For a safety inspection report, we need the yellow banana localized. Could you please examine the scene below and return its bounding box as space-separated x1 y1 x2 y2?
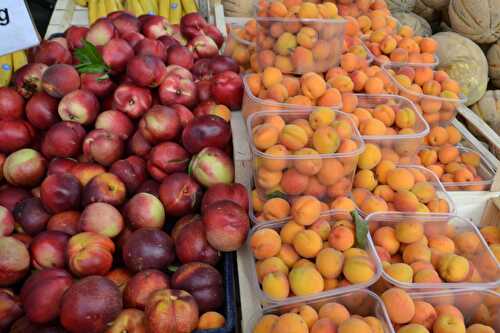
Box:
114 0 124 10
104 0 118 13
0 53 13 88
12 50 28 72
150 0 159 14
75 0 88 7
181 0 197 14
169 0 182 24
96 0 108 18
88 0 98 23
129 0 145 16
159 0 169 18
139 0 155 14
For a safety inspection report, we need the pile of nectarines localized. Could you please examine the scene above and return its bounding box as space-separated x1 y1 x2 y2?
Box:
249 108 362 222
381 288 499 333
249 211 378 301
369 217 499 289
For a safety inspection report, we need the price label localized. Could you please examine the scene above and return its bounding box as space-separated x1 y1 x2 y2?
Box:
0 0 40 56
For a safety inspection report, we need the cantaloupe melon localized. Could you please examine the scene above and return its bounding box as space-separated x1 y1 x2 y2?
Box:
392 11 432 36
487 41 500 88
420 0 449 9
449 0 500 44
432 32 489 106
386 0 416 12
413 0 440 22
471 91 500 135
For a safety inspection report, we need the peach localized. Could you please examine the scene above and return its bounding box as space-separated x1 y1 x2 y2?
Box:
262 145 289 171
280 124 309 151
343 256 376 284
402 242 432 264
312 127 341 154
257 256 289 282
262 271 290 300
381 288 416 324
438 254 470 282
360 195 389 214
250 228 282 260
387 168 415 192
253 124 280 150
289 265 324 296
338 318 372 333
293 229 323 258
318 302 350 326
358 143 382 170
433 314 466 333
253 314 279 333
385 262 414 283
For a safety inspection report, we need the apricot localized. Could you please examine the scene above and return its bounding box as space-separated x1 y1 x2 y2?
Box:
387 168 415 191
398 324 430 333
327 177 351 198
375 160 396 184
365 77 385 94
315 248 344 279
251 229 283 260
257 167 283 189
438 253 470 282
257 256 289 282
411 301 438 329
291 47 314 73
427 198 450 213
253 314 279 333
454 231 482 254
433 314 466 333
291 195 321 226
318 2 338 19
289 265 324 296
312 127 341 154
293 258 315 270
395 107 416 129
262 197 291 221
292 119 314 139
282 76 300 97
309 108 335 129
382 288 416 324
329 75 354 93
317 88 342 107
253 124 280 150
280 169 308 195
403 242 431 264
318 302 350 325
293 229 323 258
328 226 355 251
395 221 424 244
438 145 459 164
293 148 323 176
310 218 332 241
338 318 372 333
435 305 464 322
414 67 433 86
414 268 442 283
247 73 262 96
262 271 289 300
419 149 438 166
360 195 389 214
267 83 289 102
445 126 461 145
342 93 359 113
427 127 449 146
278 243 300 267
411 182 436 204
280 124 309 151
262 145 289 171
343 256 376 284
428 235 455 254
301 73 326 100
386 262 414 283
310 318 337 333
268 1 288 17
480 226 500 244
453 168 474 182
262 67 283 89
305 176 327 198
358 143 382 170
360 118 386 136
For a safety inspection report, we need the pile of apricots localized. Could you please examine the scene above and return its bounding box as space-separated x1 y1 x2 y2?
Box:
250 108 362 222
249 211 377 301
369 219 499 289
381 288 499 333
479 224 500 263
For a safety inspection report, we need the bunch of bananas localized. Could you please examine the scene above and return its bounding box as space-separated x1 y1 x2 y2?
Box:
0 50 28 88
76 0 197 25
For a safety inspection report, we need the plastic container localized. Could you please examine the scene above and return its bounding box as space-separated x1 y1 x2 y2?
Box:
241 74 327 120
247 210 383 307
366 212 500 291
355 94 430 157
247 109 365 224
255 16 346 74
195 251 237 333
248 289 395 333
382 63 467 126
361 38 440 67
223 23 256 72
404 289 500 332
356 164 456 217
412 145 495 191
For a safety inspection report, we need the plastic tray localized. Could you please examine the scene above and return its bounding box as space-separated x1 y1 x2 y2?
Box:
248 289 395 333
194 251 237 333
356 164 456 217
247 211 383 307
355 94 430 157
413 145 495 191
247 109 365 224
366 212 500 291
382 63 467 126
223 23 255 72
255 15 346 74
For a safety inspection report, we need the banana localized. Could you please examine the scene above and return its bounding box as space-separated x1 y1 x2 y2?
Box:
12 50 28 72
129 0 145 16
75 0 88 7
169 0 182 24
104 0 118 13
181 0 197 14
150 0 159 14
114 0 124 9
96 0 108 18
0 53 13 88
159 0 170 18
139 0 155 14
88 0 98 23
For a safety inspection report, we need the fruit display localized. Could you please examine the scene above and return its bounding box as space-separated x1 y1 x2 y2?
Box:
250 289 393 333
0 10 250 333
381 288 499 333
0 51 29 88
248 108 363 223
367 213 499 291
224 22 257 73
248 212 380 305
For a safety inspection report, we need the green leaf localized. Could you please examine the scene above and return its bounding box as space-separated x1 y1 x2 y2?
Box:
73 40 109 74
266 191 287 200
353 211 368 249
167 265 179 273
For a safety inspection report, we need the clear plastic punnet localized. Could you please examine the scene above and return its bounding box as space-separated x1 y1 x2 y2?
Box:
382 63 467 126
255 15 346 74
354 94 430 157
223 23 255 72
248 289 395 333
246 210 383 307
356 164 456 217
366 212 500 291
247 109 365 224
410 145 496 192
